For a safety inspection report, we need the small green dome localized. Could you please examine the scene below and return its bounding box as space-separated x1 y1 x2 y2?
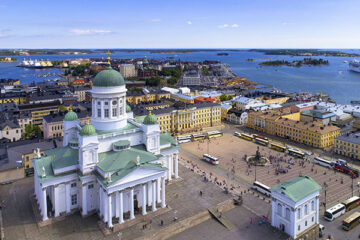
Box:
143 112 158 125
80 122 96 136
143 56 149 65
126 104 132 113
92 66 125 87
64 111 78 121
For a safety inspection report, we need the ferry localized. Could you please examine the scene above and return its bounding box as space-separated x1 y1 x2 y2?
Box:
349 60 360 73
18 59 53 69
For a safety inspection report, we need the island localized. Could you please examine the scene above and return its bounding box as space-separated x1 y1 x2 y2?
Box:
217 52 229 56
0 49 94 56
0 57 17 62
259 58 329 67
250 49 360 57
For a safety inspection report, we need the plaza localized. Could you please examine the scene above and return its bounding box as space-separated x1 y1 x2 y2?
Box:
179 133 358 209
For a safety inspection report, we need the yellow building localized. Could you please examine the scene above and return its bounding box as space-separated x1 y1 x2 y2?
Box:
335 133 360 160
221 103 233 120
137 102 222 134
247 108 340 148
126 90 171 104
0 94 27 104
19 101 61 127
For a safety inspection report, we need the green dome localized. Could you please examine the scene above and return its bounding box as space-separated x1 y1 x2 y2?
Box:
143 56 149 65
126 104 132 113
80 123 96 136
143 112 158 125
64 111 78 121
92 66 125 87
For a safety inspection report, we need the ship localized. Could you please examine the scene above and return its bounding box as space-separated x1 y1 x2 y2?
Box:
349 59 360 73
17 58 53 68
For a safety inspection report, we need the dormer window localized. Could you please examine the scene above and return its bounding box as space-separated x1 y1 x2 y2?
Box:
112 100 117 105
113 140 130 151
104 101 109 105
69 138 79 149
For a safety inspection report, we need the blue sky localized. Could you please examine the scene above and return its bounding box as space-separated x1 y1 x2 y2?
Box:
0 0 359 48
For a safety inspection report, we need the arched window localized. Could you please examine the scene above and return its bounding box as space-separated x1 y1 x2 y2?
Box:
285 208 290 219
311 200 315 211
297 208 301 219
277 203 282 216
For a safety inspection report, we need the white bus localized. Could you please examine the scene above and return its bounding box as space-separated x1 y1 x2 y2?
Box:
177 135 192 143
234 132 241 137
251 181 271 197
207 130 223 139
313 157 334 169
202 154 219 165
324 203 346 221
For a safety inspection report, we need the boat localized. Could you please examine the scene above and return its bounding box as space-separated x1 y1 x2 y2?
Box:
350 100 360 105
349 60 360 73
17 58 53 69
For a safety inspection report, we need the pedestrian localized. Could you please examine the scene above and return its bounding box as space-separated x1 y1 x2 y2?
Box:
200 190 203 197
160 220 164 226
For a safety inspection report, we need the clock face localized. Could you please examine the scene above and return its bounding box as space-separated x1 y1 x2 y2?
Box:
112 100 117 105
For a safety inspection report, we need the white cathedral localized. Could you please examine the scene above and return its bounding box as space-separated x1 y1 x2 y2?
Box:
32 62 180 228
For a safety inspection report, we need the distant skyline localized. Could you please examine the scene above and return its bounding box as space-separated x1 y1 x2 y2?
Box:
0 0 360 49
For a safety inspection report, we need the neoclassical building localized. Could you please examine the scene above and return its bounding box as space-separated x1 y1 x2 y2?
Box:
32 62 180 228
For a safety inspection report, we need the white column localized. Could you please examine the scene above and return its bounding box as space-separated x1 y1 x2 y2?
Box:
119 191 124 223
115 191 120 218
109 99 113 119
152 181 157 211
130 188 135 219
82 185 87 216
175 153 179 179
99 188 103 218
107 194 113 228
101 100 104 120
168 155 172 181
117 98 120 117
161 177 166 208
54 186 60 217
104 192 108 222
42 188 48 221
66 183 71 213
142 184 147 215
157 178 161 204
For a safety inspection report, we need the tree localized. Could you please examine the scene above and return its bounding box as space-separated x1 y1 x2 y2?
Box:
220 94 233 102
23 124 42 139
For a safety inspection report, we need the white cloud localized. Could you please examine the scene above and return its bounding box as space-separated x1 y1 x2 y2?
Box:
231 24 239 28
70 29 112 35
187 21 192 25
151 18 161 22
218 24 229 29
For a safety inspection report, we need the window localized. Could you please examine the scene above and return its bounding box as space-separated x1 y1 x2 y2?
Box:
298 225 300 231
305 221 307 227
311 201 315 211
97 101 101 105
305 204 308 215
71 194 77 205
112 108 117 117
312 216 314 222
88 184 94 189
112 100 117 105
104 101 109 105
277 203 282 216
297 208 301 219
97 109 101 118
104 109 109 118
71 182 77 188
285 208 290 219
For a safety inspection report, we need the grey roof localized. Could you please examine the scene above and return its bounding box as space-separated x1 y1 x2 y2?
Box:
0 138 62 171
335 132 360 145
0 119 20 130
43 109 91 123
227 108 245 117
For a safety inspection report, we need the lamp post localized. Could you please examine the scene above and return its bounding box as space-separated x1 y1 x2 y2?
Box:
324 186 327 214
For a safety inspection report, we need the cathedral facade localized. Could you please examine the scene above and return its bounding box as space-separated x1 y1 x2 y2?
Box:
32 63 179 228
